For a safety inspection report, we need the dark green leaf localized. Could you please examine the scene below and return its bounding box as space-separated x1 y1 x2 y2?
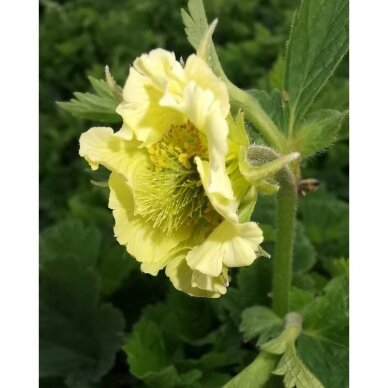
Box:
123 320 169 377
220 259 273 323
284 0 349 128
97 246 133 297
297 276 349 388
123 320 202 387
299 189 349 261
240 306 283 346
40 259 125 387
40 220 101 267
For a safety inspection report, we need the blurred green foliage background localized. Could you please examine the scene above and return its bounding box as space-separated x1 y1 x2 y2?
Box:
40 0 348 387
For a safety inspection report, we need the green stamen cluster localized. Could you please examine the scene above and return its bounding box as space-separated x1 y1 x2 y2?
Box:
135 122 219 235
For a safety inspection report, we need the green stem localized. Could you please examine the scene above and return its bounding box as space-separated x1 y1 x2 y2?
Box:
247 146 298 316
223 351 279 388
272 165 298 317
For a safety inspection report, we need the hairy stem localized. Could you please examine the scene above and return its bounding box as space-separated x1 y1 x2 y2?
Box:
223 351 279 388
272 165 297 316
247 146 298 317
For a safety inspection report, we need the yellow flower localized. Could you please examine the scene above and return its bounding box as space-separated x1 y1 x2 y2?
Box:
79 49 265 297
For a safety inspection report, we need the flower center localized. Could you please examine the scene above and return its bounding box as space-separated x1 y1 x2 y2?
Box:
135 122 220 235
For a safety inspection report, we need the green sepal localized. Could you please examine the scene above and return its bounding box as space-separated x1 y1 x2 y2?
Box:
196 18 218 62
104 65 123 101
238 186 257 223
255 179 279 195
239 146 300 188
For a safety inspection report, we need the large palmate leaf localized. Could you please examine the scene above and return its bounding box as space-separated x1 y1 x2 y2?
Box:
284 0 349 130
299 188 349 262
40 259 125 387
123 319 203 387
297 275 349 388
40 220 132 297
40 219 101 267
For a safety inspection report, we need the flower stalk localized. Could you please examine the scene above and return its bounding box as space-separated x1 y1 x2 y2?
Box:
247 146 298 317
272 164 297 316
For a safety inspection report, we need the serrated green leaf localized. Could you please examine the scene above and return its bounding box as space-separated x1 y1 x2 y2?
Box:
123 319 202 387
272 343 324 388
284 0 349 129
223 352 278 388
58 77 121 123
181 0 224 77
297 276 349 388
181 0 208 49
97 246 133 297
123 320 169 377
240 306 283 345
40 220 101 267
292 109 344 157
88 76 116 100
39 259 125 387
40 219 132 298
299 189 349 261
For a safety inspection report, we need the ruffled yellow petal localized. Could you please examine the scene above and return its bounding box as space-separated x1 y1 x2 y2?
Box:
191 269 228 295
195 157 238 223
186 220 264 277
184 54 229 117
108 172 188 275
133 49 184 93
79 127 147 188
161 81 228 172
116 49 185 146
165 254 224 298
